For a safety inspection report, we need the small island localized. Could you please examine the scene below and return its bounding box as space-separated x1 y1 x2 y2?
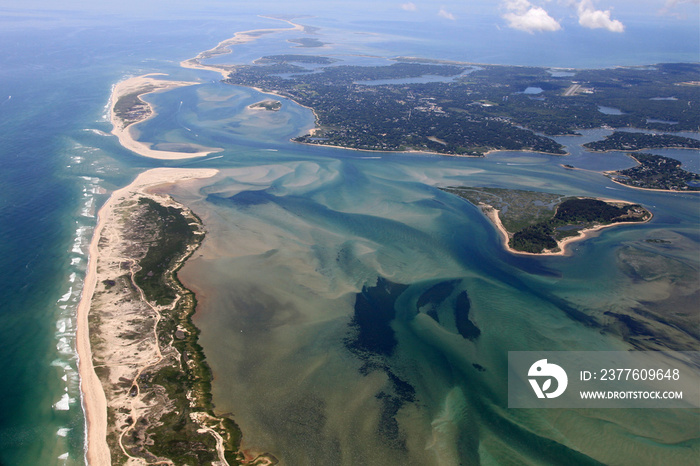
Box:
443 187 652 254
248 99 282 111
583 131 700 152
605 153 700 191
287 37 326 48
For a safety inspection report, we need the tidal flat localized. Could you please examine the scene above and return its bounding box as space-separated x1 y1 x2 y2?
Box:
171 158 699 465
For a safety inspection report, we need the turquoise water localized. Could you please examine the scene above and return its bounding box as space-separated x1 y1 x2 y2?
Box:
0 13 261 465
172 112 700 463
0 7 698 465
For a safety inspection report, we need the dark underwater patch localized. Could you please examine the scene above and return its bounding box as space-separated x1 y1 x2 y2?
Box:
344 277 417 449
454 290 481 340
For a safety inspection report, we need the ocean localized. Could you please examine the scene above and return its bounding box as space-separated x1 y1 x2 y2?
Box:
0 6 698 465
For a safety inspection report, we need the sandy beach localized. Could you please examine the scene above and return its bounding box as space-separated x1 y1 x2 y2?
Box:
479 198 652 256
110 74 223 160
76 168 218 465
180 17 303 79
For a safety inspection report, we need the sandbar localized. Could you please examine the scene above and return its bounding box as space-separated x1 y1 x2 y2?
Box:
180 17 303 79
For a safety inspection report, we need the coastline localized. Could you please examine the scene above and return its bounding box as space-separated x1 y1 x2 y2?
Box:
248 83 562 158
561 164 700 194
180 17 303 79
85 17 691 463
77 168 219 465
248 84 565 158
481 147 569 157
584 145 700 154
478 198 652 256
605 174 700 193
109 74 223 160
602 154 700 193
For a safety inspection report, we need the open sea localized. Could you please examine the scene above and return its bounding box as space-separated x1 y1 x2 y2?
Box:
0 4 698 465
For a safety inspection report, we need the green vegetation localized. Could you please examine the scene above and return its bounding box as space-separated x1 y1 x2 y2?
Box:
145 364 219 464
607 153 700 191
125 198 246 465
254 54 337 64
102 279 116 289
515 198 651 253
584 131 700 152
225 60 699 156
133 198 196 305
510 223 557 253
442 187 567 232
444 187 652 253
113 89 155 127
249 99 282 111
288 37 326 48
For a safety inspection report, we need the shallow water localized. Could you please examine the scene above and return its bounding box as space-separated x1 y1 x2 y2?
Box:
175 143 699 464
0 6 698 465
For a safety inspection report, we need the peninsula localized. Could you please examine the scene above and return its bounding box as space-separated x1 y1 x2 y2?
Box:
180 17 304 79
605 153 700 191
444 187 652 254
583 131 700 152
77 168 277 465
110 74 222 160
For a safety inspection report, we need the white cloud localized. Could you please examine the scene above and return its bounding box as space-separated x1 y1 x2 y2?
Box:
438 6 456 20
401 2 417 11
660 0 700 17
576 0 624 32
662 0 700 8
502 0 561 33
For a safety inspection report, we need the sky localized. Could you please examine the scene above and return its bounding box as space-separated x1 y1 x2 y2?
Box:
2 0 698 29
398 0 699 33
0 0 697 67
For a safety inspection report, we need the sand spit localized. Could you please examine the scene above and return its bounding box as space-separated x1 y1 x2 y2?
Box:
77 168 218 465
110 74 222 160
180 17 304 79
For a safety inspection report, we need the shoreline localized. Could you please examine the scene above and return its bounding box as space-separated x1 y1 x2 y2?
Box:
563 164 700 194
602 153 700 193
180 16 303 79
478 197 652 257
584 145 700 154
109 74 223 160
604 174 700 193
248 83 566 158
88 16 691 462
77 168 219 465
481 147 569 157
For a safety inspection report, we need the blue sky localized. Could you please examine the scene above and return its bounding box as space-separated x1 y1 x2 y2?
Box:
394 0 699 33
1 0 697 53
4 0 699 26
